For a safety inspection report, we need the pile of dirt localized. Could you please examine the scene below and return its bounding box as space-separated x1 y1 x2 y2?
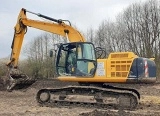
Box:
31 78 78 89
79 109 160 116
0 77 78 91
79 109 120 116
0 79 4 90
0 76 7 91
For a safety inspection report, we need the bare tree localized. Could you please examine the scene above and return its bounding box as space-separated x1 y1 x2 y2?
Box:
23 32 67 78
86 27 95 43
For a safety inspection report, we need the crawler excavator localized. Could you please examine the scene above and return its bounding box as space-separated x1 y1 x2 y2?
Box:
5 8 156 110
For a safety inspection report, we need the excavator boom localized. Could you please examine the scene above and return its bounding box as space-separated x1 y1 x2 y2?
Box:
8 8 85 68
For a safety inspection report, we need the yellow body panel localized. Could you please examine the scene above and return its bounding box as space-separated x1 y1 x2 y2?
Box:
58 52 138 83
58 76 128 83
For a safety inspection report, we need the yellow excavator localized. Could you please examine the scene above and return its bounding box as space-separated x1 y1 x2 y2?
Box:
6 8 156 110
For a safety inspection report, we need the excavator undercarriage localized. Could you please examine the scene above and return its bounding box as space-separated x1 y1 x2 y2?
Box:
36 84 140 110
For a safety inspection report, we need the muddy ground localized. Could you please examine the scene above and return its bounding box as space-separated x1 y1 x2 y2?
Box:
0 79 160 116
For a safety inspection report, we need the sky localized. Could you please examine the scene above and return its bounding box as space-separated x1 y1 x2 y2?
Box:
0 0 148 59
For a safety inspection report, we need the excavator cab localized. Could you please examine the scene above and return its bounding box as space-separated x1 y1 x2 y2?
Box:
56 42 97 77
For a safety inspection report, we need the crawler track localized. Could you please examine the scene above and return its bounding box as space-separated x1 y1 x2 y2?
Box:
36 85 140 110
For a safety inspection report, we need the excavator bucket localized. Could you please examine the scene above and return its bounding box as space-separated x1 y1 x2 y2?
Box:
6 69 36 91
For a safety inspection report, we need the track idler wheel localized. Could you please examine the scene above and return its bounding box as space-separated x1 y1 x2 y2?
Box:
36 89 51 103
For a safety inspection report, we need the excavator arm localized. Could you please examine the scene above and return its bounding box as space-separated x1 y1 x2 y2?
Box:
7 8 85 68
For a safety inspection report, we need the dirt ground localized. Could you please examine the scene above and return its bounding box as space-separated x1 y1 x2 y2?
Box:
0 79 160 116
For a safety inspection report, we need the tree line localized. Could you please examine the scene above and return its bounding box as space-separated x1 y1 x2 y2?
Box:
0 0 160 79
86 0 160 77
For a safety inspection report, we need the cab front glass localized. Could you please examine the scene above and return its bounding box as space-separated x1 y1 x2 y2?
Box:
56 42 97 77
